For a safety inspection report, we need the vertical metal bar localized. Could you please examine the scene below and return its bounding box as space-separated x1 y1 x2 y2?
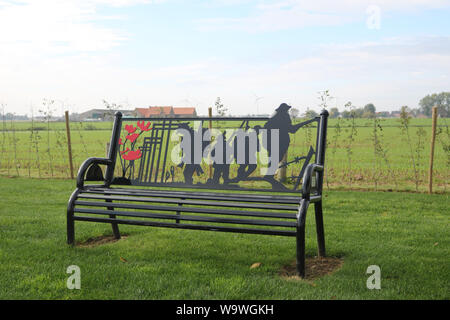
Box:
148 127 159 182
315 110 329 194
314 117 320 163
208 107 213 179
106 197 121 239
296 199 309 278
137 143 146 182
105 143 121 238
294 147 314 190
146 135 156 182
314 201 326 257
155 120 166 183
161 120 172 183
67 188 80 245
105 111 123 187
176 198 184 224
144 129 156 183
314 110 328 259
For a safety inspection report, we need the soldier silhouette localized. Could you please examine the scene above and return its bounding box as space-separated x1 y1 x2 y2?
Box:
261 103 308 189
230 125 261 183
264 103 305 164
229 103 308 190
176 122 207 185
207 130 231 185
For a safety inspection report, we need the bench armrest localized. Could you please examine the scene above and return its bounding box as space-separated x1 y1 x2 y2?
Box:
76 157 112 189
301 163 323 200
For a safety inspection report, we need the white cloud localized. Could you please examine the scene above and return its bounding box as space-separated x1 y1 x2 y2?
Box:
0 1 135 54
0 0 164 114
197 0 450 32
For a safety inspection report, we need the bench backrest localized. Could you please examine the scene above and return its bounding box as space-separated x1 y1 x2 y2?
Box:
105 104 328 195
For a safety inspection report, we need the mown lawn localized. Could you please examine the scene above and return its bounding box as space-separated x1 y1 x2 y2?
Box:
0 177 448 299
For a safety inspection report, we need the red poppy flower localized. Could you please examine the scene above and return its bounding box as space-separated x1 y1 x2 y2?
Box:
120 148 130 155
125 124 137 134
126 133 139 143
122 149 142 161
137 120 152 132
119 138 123 145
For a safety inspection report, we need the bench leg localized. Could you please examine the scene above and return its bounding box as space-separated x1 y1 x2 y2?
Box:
67 214 75 245
106 199 121 240
314 201 326 257
296 199 309 278
67 189 80 246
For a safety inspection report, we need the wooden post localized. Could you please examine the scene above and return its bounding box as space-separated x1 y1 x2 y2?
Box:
428 106 438 194
64 111 74 179
208 107 213 179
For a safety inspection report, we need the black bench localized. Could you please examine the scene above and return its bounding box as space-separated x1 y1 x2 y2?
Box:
67 104 329 278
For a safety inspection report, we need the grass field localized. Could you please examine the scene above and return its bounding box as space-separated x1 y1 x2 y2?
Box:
0 177 448 299
0 117 449 192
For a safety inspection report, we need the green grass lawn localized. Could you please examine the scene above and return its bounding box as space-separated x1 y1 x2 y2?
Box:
0 177 448 299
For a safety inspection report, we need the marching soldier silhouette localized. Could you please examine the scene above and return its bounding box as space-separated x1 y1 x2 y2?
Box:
261 103 308 189
177 123 206 185
230 103 308 190
264 103 306 164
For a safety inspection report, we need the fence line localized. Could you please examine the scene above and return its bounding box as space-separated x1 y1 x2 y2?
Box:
0 118 448 193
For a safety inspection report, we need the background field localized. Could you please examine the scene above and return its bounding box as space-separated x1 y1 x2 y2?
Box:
1 117 448 193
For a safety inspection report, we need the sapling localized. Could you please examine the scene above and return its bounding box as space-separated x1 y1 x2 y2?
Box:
435 120 449 191
343 101 358 187
39 99 55 177
1 103 6 173
10 114 20 176
28 107 34 177
399 106 420 192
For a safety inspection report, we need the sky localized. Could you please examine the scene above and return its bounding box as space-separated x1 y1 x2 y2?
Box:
0 0 449 116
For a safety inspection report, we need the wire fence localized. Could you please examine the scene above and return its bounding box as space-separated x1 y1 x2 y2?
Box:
0 118 448 193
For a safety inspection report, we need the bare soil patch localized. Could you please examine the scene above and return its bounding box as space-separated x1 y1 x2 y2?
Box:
280 256 343 281
77 234 128 247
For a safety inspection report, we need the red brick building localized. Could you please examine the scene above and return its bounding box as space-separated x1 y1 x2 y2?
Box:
135 106 197 118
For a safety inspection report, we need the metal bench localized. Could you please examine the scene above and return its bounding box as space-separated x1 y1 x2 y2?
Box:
67 104 329 278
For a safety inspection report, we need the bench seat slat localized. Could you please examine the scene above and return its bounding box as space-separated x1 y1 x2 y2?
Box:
82 188 305 204
73 208 297 228
73 215 297 237
86 186 300 199
77 194 298 211
74 200 297 219
114 187 303 201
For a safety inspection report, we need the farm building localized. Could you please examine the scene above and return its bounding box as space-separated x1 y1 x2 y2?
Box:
135 106 197 118
78 108 136 121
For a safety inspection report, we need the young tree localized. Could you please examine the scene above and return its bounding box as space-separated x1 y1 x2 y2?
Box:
102 100 123 120
303 108 318 118
215 97 228 117
329 107 340 118
289 107 300 119
363 103 376 118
